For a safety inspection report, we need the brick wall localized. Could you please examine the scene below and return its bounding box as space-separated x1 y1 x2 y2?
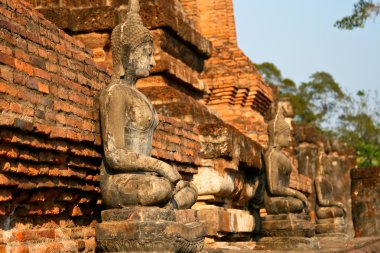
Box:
179 0 274 147
0 0 210 250
0 0 108 250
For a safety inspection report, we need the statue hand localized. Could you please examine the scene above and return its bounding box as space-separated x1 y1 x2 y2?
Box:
336 202 346 214
296 192 310 211
160 162 181 184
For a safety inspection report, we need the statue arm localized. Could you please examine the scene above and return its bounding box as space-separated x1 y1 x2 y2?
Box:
100 90 181 184
105 149 181 183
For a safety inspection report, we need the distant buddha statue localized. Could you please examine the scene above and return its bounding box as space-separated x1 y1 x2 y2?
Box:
264 109 309 215
99 0 197 209
315 143 346 220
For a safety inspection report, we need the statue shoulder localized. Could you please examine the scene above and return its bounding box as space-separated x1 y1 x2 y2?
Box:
100 84 126 103
265 148 281 160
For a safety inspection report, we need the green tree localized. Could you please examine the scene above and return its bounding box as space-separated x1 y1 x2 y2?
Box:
335 0 380 30
337 91 380 167
257 61 380 168
295 72 346 127
255 62 297 97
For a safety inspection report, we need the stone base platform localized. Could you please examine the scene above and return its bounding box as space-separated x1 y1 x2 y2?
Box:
316 217 347 234
96 207 205 253
261 213 315 237
203 236 380 252
257 236 320 251
194 205 255 239
257 213 318 250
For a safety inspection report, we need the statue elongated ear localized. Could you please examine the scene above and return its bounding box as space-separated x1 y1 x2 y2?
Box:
128 0 140 13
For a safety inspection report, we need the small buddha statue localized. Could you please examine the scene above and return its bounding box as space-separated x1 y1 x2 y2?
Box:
264 109 309 215
315 143 346 220
99 0 197 209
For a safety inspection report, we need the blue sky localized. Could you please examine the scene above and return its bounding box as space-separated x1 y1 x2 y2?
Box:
233 0 380 95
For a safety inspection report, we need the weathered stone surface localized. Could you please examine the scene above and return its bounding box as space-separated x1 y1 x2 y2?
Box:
195 206 255 237
351 167 380 237
34 0 212 57
101 207 176 222
262 214 315 238
316 219 347 234
257 236 320 251
96 207 205 253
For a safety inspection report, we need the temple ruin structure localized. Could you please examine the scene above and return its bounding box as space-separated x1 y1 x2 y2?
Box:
0 0 379 251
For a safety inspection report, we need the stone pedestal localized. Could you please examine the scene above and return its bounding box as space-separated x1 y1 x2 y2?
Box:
96 207 205 253
258 213 319 250
316 217 347 235
194 205 255 240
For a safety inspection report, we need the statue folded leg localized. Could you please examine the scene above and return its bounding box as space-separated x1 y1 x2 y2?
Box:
264 195 304 215
100 173 173 208
317 206 345 219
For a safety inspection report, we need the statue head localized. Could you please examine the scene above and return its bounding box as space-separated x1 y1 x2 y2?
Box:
118 0 155 79
268 108 291 147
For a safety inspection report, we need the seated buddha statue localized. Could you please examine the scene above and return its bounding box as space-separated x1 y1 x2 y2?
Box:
264 109 309 215
99 0 197 210
315 143 346 220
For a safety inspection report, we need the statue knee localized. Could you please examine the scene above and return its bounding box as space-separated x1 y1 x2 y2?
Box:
138 176 173 206
265 197 304 214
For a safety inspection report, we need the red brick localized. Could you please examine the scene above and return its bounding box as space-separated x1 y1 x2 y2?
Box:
0 81 17 96
27 42 39 55
25 77 38 90
0 99 10 110
0 44 13 56
17 88 37 104
37 82 49 94
0 113 14 126
46 61 58 73
15 60 33 76
50 127 67 139
9 245 29 253
68 91 86 105
34 122 51 135
61 66 76 81
30 55 46 69
10 102 22 113
46 51 58 63
15 49 30 62
0 53 15 67
34 68 50 81
14 118 34 131
0 66 14 83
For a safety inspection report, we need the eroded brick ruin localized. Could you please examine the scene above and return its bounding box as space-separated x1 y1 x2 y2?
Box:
0 0 379 252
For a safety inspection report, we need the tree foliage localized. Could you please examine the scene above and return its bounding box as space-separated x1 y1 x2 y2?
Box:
297 72 346 126
256 61 379 168
335 0 380 30
337 91 380 167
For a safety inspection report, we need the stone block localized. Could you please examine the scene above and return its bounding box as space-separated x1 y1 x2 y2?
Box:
257 237 320 251
96 207 205 253
261 213 315 238
196 206 255 236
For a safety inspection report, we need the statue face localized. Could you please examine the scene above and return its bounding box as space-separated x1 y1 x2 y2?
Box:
276 129 291 147
127 42 156 78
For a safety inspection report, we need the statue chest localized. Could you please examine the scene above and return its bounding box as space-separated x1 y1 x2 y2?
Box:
278 152 293 177
122 87 159 133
